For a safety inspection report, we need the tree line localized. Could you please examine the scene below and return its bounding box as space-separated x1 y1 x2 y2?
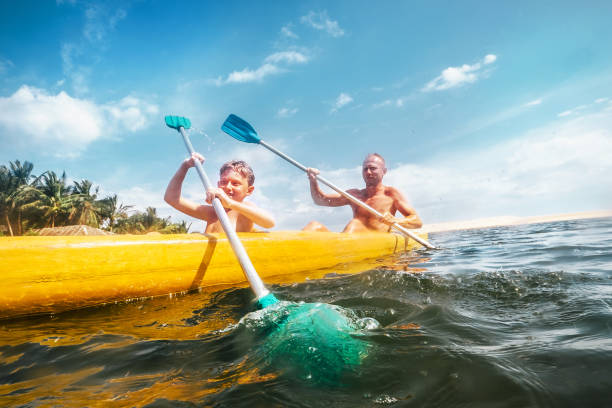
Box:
0 160 190 236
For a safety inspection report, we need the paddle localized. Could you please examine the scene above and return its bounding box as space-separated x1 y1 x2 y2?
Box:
221 114 437 250
167 116 370 384
165 115 278 308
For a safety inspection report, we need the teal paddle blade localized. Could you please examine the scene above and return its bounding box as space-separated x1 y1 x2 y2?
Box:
221 114 261 144
257 293 280 308
165 115 191 130
242 301 372 385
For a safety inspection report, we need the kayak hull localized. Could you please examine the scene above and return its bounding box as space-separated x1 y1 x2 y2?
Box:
0 231 426 319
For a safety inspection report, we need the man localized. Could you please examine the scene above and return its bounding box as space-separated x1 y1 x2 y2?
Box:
164 152 275 233
303 153 422 233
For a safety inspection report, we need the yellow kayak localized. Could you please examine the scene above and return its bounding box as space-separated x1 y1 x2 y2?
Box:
0 231 427 319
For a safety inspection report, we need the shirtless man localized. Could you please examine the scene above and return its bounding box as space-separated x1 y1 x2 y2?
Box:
164 153 275 233
303 153 422 233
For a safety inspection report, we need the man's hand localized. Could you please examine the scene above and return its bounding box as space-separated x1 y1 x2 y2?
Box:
206 187 234 209
380 212 398 226
306 167 320 182
182 152 205 170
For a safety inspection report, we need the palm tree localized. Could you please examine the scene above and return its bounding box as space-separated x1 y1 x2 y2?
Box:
21 171 75 228
68 179 104 227
142 206 164 232
99 194 132 232
0 165 15 236
9 160 34 235
160 219 191 234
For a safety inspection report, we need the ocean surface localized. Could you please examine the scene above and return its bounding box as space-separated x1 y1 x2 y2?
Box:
1 217 611 407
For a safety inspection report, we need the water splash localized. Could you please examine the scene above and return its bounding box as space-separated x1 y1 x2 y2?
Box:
189 127 215 151
239 301 375 385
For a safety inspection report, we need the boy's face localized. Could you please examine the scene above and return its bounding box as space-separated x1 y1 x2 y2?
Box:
218 169 254 202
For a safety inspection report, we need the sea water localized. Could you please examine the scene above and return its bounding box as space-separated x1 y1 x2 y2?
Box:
0 217 610 407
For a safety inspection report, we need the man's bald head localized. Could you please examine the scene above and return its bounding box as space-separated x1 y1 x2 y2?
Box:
362 153 387 186
363 153 386 168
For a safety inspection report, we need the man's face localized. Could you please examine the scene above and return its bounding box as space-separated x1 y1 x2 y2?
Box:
218 169 254 202
362 156 386 186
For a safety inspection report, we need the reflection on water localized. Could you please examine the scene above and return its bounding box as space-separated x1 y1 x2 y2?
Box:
1 217 611 407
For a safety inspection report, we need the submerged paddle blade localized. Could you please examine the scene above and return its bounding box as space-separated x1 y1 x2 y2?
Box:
165 115 191 130
221 114 261 144
257 293 280 309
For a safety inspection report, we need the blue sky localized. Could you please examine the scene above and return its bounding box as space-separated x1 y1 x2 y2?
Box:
1 0 611 231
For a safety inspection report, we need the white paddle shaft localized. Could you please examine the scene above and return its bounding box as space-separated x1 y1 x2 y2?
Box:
178 127 270 299
259 140 436 249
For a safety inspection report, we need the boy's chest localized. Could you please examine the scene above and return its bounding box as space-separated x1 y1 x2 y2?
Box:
207 209 252 232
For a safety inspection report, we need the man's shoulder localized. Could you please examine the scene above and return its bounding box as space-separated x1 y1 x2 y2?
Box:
347 187 365 198
384 185 404 198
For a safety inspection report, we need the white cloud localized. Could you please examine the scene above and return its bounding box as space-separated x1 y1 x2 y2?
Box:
265 51 309 64
386 110 612 222
277 107 298 118
0 85 159 157
594 97 609 104
103 95 159 132
221 64 281 84
331 92 353 113
116 185 167 213
373 100 392 109
58 5 127 95
422 54 497 92
557 110 573 117
524 98 542 107
372 98 405 109
483 54 497 64
60 43 91 95
301 11 345 37
281 24 298 39
215 51 309 85
83 4 127 43
0 57 14 74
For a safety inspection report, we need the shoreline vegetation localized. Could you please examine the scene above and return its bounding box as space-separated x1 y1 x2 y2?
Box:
0 160 189 236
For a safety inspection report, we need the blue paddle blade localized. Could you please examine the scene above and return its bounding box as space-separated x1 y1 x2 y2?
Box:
221 114 261 144
165 115 191 130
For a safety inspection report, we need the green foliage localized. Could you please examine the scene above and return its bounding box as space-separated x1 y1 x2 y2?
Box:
1 160 189 235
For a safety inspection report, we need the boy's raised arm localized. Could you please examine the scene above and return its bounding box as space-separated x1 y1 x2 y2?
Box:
205 187 274 229
164 153 216 222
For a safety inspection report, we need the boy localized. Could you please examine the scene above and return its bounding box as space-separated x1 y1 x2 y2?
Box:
164 152 274 233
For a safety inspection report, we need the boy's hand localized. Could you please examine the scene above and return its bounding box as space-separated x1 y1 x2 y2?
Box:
306 167 320 182
182 152 205 169
206 187 234 209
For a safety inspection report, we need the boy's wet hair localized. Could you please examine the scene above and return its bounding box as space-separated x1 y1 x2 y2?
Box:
220 160 255 186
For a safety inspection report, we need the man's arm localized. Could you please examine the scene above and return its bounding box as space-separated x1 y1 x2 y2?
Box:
382 187 423 229
307 168 350 207
206 187 275 229
164 153 216 222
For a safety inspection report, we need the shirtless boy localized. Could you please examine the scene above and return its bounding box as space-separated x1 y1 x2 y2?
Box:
164 152 274 233
303 153 422 233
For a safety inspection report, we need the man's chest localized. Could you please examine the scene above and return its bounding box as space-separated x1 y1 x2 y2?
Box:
354 192 394 213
